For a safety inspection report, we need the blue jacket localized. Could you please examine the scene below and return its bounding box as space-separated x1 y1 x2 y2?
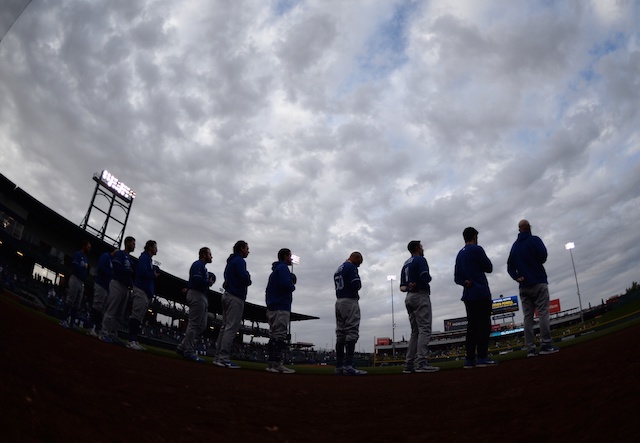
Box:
133 251 155 298
334 261 361 300
507 232 548 286
223 253 252 300
112 250 134 287
265 261 295 311
454 244 493 301
71 250 89 281
400 255 432 293
188 259 213 293
95 252 113 290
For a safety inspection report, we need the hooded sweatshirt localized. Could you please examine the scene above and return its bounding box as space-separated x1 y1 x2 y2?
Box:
507 231 548 286
265 261 295 311
223 253 252 299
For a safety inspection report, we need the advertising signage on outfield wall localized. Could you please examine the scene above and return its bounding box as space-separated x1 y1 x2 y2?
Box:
536 298 561 317
491 295 519 314
444 317 468 332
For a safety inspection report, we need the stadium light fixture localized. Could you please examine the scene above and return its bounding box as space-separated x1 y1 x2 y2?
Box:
98 170 136 201
565 242 584 323
290 254 300 274
387 275 396 355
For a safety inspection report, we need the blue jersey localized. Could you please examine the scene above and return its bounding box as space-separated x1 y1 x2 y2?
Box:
71 250 89 281
95 252 113 290
454 244 493 301
223 253 252 300
112 249 134 287
188 259 212 293
265 261 295 311
400 255 432 293
133 251 155 298
334 261 361 300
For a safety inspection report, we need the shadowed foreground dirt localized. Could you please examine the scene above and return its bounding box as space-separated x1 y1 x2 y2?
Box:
1 294 638 442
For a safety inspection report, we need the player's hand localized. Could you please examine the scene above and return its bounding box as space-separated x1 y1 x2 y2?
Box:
291 273 297 285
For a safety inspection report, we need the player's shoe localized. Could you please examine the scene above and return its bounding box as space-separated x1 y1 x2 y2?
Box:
213 359 241 369
183 354 205 363
59 320 70 329
539 346 559 355
126 341 147 351
267 363 295 374
463 359 476 369
415 365 440 373
402 365 415 374
342 365 367 376
527 349 538 357
99 335 114 344
334 366 345 375
87 328 99 338
476 358 498 367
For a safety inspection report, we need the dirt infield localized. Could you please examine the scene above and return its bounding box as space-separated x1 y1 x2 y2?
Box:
1 295 638 442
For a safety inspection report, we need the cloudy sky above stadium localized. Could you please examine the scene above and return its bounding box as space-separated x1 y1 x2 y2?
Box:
1 0 639 351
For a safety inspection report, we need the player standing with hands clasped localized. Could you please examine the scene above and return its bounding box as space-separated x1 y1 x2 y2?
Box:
87 249 115 338
333 252 367 375
176 247 216 363
400 240 439 374
507 219 559 357
60 239 91 329
214 241 251 369
265 248 297 374
100 236 135 345
454 227 497 369
127 240 160 351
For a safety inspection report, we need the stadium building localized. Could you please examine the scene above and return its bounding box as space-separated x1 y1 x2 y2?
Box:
0 172 318 352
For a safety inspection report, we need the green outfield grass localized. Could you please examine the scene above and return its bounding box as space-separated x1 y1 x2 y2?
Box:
135 296 640 375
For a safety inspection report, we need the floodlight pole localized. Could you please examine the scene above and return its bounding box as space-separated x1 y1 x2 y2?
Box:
565 243 584 324
387 275 396 356
288 254 301 344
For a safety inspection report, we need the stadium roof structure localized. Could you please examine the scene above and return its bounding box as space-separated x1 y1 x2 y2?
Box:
0 173 318 324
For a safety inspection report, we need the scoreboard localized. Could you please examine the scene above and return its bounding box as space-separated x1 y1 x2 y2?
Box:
491 295 519 314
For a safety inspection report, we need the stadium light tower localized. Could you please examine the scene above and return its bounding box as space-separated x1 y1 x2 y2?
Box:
565 242 584 323
290 254 300 273
288 254 301 343
387 275 396 355
80 170 135 248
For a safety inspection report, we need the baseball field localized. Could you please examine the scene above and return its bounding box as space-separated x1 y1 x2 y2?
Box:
1 293 638 442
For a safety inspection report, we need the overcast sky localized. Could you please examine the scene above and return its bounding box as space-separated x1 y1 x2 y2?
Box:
1 0 639 352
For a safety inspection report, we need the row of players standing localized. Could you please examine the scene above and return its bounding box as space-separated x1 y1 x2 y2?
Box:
60 237 300 373
60 217 559 374
330 218 560 375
